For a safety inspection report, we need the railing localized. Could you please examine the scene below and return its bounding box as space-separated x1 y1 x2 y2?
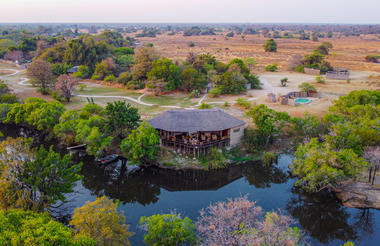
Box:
161 138 230 149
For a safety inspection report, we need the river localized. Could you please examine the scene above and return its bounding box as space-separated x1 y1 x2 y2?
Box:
1 125 380 245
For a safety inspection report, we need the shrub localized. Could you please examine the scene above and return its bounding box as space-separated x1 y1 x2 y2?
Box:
264 39 277 52
126 81 144 90
242 128 266 153
139 213 196 246
190 89 200 98
298 82 316 93
262 151 278 166
73 65 90 79
91 74 103 81
365 54 380 63
117 72 133 85
37 87 51 95
295 65 305 73
316 75 326 83
280 77 288 87
104 75 116 82
205 148 228 169
198 102 213 109
51 91 65 102
0 93 18 104
78 84 87 91
223 101 230 107
265 64 278 72
209 87 222 97
236 98 251 109
188 41 195 47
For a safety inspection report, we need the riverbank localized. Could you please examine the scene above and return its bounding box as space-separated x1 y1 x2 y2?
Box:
332 181 380 209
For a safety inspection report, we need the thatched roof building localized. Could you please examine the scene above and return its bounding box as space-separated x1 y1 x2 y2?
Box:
149 109 245 133
148 109 246 155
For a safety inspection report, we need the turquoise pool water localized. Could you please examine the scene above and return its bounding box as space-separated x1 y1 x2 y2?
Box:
295 98 312 104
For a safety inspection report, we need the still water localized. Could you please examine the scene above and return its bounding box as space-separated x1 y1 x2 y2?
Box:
1 125 379 245
69 155 380 246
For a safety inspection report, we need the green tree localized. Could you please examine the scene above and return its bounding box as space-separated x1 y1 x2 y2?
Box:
316 42 333 55
120 122 160 165
71 196 133 246
219 70 247 94
264 39 277 52
248 104 291 145
147 58 182 91
105 101 141 138
73 65 90 79
181 67 207 92
131 46 157 81
290 138 368 192
0 137 82 211
5 98 65 131
53 110 81 145
139 213 196 246
0 209 96 246
298 82 316 93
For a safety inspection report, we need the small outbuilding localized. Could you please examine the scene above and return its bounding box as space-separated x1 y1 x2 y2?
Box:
67 66 79 74
148 109 246 156
326 67 350 80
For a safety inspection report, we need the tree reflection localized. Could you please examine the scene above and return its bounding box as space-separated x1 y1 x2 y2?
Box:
242 162 289 188
286 187 374 243
81 160 161 206
80 159 244 205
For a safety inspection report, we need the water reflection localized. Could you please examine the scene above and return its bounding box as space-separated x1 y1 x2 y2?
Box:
80 159 291 206
287 187 375 244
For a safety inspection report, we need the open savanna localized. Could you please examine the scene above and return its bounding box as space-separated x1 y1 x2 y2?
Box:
138 33 380 73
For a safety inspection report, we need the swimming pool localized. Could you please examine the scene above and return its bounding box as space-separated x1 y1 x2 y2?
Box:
295 98 312 104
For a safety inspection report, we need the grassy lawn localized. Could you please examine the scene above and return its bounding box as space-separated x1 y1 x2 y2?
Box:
77 86 142 98
142 94 196 108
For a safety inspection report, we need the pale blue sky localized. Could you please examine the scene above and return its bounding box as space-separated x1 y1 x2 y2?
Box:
1 0 379 24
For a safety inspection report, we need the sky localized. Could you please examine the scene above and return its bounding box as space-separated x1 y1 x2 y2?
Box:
0 0 379 24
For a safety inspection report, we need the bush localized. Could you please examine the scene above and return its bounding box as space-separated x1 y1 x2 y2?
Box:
295 65 305 73
37 87 51 95
126 80 144 90
104 75 116 82
242 128 266 152
280 77 288 87
264 38 277 52
298 82 316 93
117 72 133 85
189 89 200 98
0 93 18 104
223 101 230 107
209 87 222 97
316 75 326 83
139 213 196 246
73 65 90 79
236 98 251 109
248 75 261 89
365 54 380 63
198 102 213 109
205 148 228 169
91 74 103 81
265 64 278 72
51 91 65 102
188 41 195 47
262 151 278 166
78 84 87 91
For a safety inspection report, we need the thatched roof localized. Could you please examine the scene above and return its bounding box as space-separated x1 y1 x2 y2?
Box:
148 109 245 133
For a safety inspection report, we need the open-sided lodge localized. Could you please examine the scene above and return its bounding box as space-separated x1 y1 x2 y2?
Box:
148 109 246 156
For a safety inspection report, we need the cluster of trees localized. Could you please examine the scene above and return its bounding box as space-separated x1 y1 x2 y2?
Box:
244 90 379 193
132 51 261 95
290 90 379 192
290 42 334 73
0 95 161 162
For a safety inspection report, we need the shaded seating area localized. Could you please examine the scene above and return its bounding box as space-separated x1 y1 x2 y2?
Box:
148 109 246 156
